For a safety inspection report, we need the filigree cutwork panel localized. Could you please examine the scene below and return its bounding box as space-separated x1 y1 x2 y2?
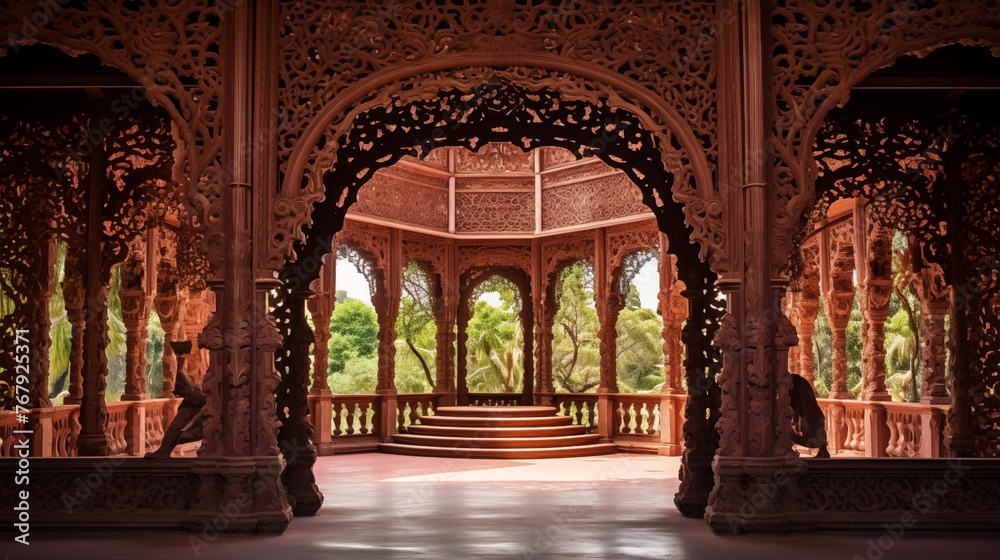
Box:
769 0 1000 273
402 233 450 284
540 146 581 169
607 223 661 294
455 142 533 174
277 0 718 162
455 177 534 191
274 72 722 290
457 245 532 278
542 174 650 231
455 192 534 233
0 1 223 236
350 173 449 231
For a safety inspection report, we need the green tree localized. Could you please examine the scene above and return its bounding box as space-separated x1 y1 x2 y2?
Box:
395 262 437 391
466 278 523 393
551 262 600 393
327 297 379 394
615 305 664 392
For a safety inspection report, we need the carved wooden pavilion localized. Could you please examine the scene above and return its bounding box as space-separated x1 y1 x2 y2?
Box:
1 0 998 536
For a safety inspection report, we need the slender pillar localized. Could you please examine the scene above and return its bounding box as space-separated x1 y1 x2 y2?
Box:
825 227 855 400
62 252 85 405
594 228 618 442
519 285 535 406
673 278 723 516
434 243 457 405
278 290 323 516
120 235 151 401
155 257 180 398
77 125 110 457
659 250 687 395
182 289 213 387
915 264 951 403
860 221 892 401
27 237 57 409
456 295 470 406
373 229 401 440
797 248 821 388
307 255 335 447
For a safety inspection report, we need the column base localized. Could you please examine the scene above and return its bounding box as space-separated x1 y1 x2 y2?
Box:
186 457 293 535
283 446 323 517
703 456 811 534
673 453 715 517
921 395 952 405
121 392 150 401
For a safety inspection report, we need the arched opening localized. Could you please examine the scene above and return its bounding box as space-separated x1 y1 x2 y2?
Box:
783 43 1000 458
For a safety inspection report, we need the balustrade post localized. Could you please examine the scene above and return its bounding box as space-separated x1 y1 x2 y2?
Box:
919 406 945 458
125 401 146 456
863 403 888 458
28 408 54 457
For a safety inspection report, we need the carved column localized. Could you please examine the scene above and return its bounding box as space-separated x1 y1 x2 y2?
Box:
77 132 110 457
182 289 213 387
62 252 85 405
531 239 553 405
704 0 802 533
594 228 618 442
456 294 470 406
155 245 180 398
796 246 821 388
278 290 323 516
120 235 151 401
659 252 687 395
373 229 401 441
860 222 892 401
189 0 292 534
673 278 723 517
519 286 535 406
785 291 801 377
306 255 334 447
434 243 457 405
824 226 855 400
915 267 952 403
26 237 57 409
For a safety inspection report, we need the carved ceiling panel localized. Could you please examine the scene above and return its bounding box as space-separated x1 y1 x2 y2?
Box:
455 192 535 233
350 174 449 231
542 174 650 231
769 0 1000 273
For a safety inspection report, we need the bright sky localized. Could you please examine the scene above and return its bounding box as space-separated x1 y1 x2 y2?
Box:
336 255 661 311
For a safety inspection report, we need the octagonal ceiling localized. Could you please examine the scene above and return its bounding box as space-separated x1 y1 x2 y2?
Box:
347 142 654 238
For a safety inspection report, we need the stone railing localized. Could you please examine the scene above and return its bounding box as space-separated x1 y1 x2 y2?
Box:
304 392 951 458
396 393 438 433
816 398 950 458
0 398 181 458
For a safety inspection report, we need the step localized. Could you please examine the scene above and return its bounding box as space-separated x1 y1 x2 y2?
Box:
406 424 588 438
418 415 574 428
379 442 619 460
392 433 603 449
435 406 558 418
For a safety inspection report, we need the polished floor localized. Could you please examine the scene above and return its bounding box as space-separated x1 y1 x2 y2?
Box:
3 453 997 559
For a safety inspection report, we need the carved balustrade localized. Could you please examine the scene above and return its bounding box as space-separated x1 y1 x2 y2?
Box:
613 394 662 439
330 395 380 438
395 394 438 433
551 393 600 432
0 398 181 458
815 398 950 458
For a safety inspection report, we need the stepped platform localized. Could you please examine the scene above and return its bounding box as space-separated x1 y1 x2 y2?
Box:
379 405 617 459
